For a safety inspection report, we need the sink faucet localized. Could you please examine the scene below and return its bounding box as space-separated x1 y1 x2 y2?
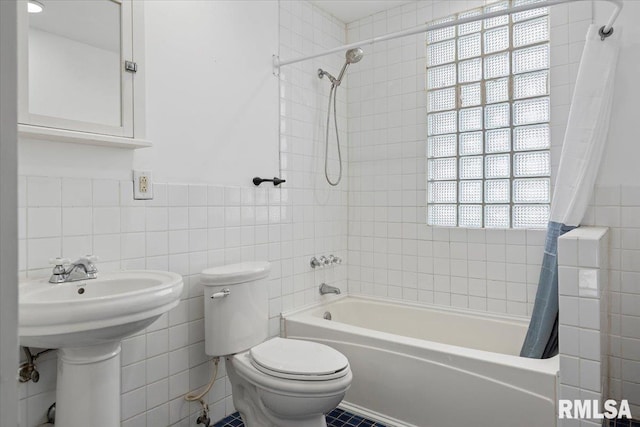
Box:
49 256 99 284
319 283 341 295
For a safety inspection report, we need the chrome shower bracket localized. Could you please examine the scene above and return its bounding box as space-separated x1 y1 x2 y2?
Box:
317 68 338 85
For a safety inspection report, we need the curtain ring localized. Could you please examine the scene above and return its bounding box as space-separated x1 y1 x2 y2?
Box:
599 25 614 41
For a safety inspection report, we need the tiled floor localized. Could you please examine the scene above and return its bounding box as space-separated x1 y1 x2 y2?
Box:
607 420 640 427
212 410 640 427
213 408 386 427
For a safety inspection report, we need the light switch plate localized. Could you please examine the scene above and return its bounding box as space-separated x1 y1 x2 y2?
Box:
133 170 153 200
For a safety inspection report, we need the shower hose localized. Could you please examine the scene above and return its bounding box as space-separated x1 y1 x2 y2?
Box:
325 83 342 186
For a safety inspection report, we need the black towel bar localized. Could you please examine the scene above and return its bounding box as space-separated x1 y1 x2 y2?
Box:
253 177 286 187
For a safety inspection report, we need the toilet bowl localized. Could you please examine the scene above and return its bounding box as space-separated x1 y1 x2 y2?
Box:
201 262 352 427
227 337 352 427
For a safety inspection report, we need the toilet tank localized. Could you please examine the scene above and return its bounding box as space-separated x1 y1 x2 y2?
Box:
202 262 271 357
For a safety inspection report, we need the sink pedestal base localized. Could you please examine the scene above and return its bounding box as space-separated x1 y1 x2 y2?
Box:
56 342 121 427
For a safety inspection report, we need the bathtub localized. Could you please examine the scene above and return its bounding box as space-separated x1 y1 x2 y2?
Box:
282 296 558 427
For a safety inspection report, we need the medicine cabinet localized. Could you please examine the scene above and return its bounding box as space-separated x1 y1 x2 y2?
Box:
17 0 150 149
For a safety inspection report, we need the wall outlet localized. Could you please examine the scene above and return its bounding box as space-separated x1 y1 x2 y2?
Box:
133 170 153 200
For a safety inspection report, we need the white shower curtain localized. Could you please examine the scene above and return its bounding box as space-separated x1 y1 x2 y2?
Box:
521 24 620 358
550 24 621 226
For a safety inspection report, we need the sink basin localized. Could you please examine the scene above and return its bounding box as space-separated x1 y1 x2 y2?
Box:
18 270 183 427
20 270 183 348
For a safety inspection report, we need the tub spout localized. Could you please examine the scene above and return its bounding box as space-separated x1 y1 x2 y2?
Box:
319 283 341 295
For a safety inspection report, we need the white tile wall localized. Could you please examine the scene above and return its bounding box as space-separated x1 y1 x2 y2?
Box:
278 0 349 310
585 186 640 417
18 178 345 424
344 0 640 417
558 227 609 425
345 0 591 318
18 179 275 425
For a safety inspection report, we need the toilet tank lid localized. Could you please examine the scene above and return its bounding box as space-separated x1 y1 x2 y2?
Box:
201 262 271 286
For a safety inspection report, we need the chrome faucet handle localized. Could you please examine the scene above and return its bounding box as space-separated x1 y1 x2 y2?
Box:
49 257 71 266
328 255 342 265
319 256 330 266
310 257 323 269
49 257 70 270
49 258 70 283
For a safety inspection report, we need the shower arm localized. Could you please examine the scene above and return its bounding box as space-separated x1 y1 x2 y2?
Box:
273 0 622 70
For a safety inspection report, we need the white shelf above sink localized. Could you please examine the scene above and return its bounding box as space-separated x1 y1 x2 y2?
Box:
18 124 152 150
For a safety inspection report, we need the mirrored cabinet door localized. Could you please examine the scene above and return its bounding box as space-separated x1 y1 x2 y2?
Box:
18 0 136 139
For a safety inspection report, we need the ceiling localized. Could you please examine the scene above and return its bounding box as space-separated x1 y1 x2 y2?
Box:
309 0 415 24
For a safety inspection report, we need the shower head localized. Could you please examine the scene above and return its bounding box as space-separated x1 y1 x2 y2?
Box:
345 48 364 64
336 47 364 85
318 48 365 87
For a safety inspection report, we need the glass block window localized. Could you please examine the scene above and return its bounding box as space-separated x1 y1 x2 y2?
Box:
426 0 550 229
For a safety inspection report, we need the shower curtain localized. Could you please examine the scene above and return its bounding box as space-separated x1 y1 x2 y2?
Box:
520 24 620 359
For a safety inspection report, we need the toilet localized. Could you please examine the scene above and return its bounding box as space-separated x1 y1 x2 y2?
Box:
202 262 352 427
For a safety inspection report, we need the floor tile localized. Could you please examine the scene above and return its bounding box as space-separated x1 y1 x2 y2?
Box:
213 408 385 427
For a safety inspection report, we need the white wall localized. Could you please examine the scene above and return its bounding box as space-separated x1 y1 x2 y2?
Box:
17 1 349 425
134 0 280 186
0 1 19 426
19 0 280 187
17 1 282 425
595 0 640 187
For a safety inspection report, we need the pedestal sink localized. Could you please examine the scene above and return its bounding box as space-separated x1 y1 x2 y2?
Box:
19 270 183 427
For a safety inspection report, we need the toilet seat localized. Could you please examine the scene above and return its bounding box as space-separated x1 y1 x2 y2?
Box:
249 338 349 381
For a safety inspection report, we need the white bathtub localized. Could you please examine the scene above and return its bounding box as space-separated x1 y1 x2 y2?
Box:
282 296 559 427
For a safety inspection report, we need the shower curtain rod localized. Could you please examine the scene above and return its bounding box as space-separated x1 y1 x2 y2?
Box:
273 0 622 69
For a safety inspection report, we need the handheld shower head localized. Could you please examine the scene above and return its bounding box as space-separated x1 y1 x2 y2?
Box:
345 47 364 64
318 48 365 86
336 47 364 85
